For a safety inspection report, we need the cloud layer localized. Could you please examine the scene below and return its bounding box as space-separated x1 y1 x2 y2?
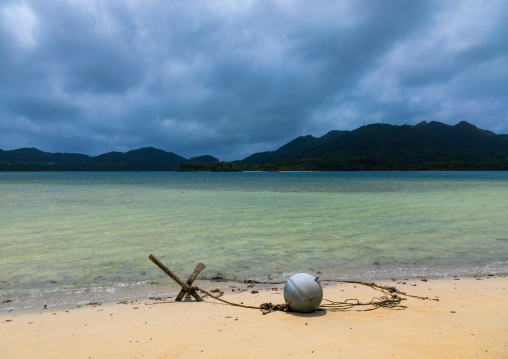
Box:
1 0 507 160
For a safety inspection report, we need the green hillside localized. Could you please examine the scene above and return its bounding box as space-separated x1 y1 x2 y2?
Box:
237 121 508 171
2 121 507 171
0 147 219 171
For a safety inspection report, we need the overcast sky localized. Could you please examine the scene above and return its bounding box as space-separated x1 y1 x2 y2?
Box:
1 0 507 160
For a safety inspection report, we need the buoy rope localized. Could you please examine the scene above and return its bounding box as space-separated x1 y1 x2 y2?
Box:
192 286 286 315
190 278 438 314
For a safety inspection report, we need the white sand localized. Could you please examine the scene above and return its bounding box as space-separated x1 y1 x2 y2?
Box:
1 276 507 358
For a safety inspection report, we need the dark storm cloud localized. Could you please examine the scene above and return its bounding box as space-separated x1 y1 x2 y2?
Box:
1 0 507 160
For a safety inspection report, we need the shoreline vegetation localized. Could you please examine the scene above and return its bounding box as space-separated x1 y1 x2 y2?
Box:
1 275 506 358
176 159 508 172
2 121 508 171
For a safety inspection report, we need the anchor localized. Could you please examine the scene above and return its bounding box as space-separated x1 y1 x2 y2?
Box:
149 254 205 302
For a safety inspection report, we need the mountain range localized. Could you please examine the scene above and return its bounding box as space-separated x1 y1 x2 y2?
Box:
237 120 508 171
1 121 508 171
0 147 218 171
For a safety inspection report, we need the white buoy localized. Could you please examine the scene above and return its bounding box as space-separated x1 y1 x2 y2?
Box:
283 273 323 313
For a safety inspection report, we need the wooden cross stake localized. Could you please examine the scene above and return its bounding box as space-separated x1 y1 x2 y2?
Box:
149 254 206 302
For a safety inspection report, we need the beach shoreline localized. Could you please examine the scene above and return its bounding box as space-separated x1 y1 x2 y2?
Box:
1 275 506 358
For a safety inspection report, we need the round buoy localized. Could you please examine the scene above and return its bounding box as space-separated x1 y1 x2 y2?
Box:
283 273 323 313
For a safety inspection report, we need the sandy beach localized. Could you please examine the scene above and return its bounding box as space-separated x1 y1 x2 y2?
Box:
1 275 506 359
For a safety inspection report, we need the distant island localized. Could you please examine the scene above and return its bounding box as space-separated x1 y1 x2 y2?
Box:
2 121 508 171
0 147 219 171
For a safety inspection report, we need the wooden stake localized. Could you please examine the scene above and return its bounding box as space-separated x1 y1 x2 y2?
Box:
176 262 206 301
148 254 205 302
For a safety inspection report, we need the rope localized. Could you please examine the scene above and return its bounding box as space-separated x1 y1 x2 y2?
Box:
193 286 287 315
191 278 438 314
194 286 260 310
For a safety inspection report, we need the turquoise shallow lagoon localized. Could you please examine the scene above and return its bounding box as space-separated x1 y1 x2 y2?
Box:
1 171 507 309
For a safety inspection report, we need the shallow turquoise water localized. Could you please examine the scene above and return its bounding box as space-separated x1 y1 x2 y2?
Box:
1 172 507 309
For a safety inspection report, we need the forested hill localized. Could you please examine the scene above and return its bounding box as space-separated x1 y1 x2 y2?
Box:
2 121 508 171
0 147 219 171
237 121 508 171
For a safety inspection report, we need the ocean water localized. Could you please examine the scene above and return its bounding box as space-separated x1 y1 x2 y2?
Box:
1 171 507 310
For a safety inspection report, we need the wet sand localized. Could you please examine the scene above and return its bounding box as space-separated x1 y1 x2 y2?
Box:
1 276 507 358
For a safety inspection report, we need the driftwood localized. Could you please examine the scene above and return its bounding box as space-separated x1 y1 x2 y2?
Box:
148 254 205 302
